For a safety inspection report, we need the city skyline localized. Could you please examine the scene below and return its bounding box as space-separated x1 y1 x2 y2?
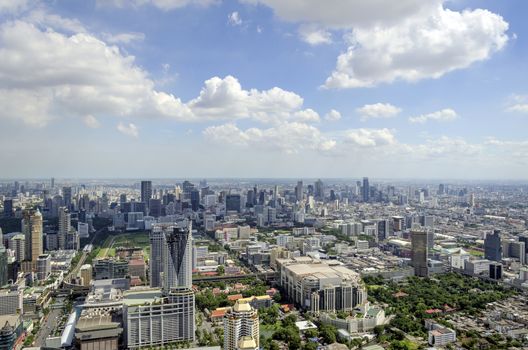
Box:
0 1 528 179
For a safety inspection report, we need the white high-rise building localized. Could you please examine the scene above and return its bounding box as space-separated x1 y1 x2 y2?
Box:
8 234 25 262
224 300 259 350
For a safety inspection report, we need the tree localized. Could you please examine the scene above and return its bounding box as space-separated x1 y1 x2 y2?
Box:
282 314 297 328
319 324 337 344
217 265 225 275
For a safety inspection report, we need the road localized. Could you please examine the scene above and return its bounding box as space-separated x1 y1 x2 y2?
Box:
66 227 105 282
33 305 64 347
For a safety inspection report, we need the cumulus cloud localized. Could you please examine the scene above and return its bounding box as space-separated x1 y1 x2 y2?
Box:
324 109 341 121
356 103 401 121
203 122 335 154
344 128 396 147
96 0 218 11
324 7 509 88
117 122 139 137
0 0 31 14
228 11 242 26
298 24 332 45
102 32 145 44
506 95 528 114
0 18 330 127
83 115 101 128
409 108 458 124
242 1 509 89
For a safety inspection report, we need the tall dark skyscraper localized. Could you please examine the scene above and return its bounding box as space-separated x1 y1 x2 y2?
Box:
411 229 430 277
190 189 200 211
362 177 370 202
164 225 193 290
141 180 152 202
141 180 152 210
484 230 502 262
62 186 72 210
295 180 303 201
315 179 324 200
3 199 13 218
226 194 241 213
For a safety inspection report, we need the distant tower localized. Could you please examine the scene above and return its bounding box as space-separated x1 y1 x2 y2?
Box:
62 186 72 210
58 207 71 250
362 177 370 202
224 300 260 350
411 229 429 277
141 180 152 207
295 181 303 201
30 209 43 263
484 230 502 262
315 179 324 200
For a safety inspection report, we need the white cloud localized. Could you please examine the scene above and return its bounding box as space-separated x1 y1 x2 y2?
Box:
298 24 332 45
0 19 330 127
325 7 509 88
409 108 458 124
344 128 396 147
506 95 528 114
203 122 335 154
117 122 139 137
83 115 101 128
0 0 30 14
324 109 341 121
240 0 436 29
243 1 509 89
96 0 218 11
187 75 314 123
227 11 242 26
356 103 401 121
24 9 86 33
102 32 145 44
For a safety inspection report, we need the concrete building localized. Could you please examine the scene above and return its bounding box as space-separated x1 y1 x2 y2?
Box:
277 258 366 313
8 234 25 263
0 314 23 350
164 224 192 291
124 289 195 349
79 264 93 287
224 300 259 350
411 229 430 277
0 290 22 315
484 230 502 262
36 254 51 281
426 321 456 346
93 258 129 280
75 311 122 350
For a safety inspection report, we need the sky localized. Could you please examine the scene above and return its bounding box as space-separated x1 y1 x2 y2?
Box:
0 0 528 179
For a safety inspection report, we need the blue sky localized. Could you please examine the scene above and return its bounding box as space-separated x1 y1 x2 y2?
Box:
0 0 527 179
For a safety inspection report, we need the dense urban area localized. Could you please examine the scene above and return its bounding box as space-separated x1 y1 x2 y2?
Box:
0 178 527 350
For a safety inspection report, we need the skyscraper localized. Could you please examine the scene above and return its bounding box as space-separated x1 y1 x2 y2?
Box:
362 177 370 202
224 300 260 350
411 229 429 277
22 209 43 263
315 179 324 200
163 224 193 291
149 226 165 288
484 230 502 262
58 207 71 250
2 200 13 218
141 180 152 210
295 181 303 201
226 194 241 213
62 186 72 210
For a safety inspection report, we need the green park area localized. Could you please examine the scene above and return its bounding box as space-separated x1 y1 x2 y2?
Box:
363 272 516 349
